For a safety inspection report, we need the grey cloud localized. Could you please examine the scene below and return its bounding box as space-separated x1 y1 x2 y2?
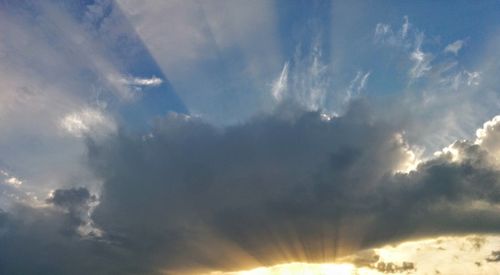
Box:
86 102 500 272
0 204 143 275
344 249 380 268
45 187 102 239
0 210 7 231
375 261 415 273
47 187 95 210
487 251 500 262
46 187 95 223
2 102 500 274
345 250 416 273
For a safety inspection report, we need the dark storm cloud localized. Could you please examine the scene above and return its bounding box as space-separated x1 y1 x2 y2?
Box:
84 101 414 269
0 203 148 275
2 102 500 274
46 187 95 210
46 187 97 233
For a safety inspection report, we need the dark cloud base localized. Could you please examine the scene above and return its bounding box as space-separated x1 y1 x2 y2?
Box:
2 102 500 274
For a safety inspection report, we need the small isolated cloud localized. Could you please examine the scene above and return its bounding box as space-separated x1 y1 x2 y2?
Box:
106 74 165 102
119 76 163 87
445 40 465 55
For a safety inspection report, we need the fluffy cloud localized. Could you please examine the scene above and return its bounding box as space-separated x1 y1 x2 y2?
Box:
2 102 500 274
69 107 500 271
475 115 500 160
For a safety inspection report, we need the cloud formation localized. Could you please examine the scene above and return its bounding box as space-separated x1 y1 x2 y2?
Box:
1 1 500 274
2 102 500 274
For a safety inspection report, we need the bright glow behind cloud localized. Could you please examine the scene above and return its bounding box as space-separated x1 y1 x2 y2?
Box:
1 1 500 274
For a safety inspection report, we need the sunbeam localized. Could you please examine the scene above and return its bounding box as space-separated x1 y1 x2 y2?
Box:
1 1 500 274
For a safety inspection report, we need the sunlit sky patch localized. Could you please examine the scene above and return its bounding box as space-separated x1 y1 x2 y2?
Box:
207 235 500 275
1 0 500 274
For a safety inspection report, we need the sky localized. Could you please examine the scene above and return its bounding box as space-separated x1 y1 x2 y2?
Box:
1 0 500 274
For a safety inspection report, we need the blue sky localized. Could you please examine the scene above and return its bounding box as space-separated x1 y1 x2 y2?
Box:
2 1 500 274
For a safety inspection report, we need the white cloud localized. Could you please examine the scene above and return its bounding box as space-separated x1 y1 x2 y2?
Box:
269 37 330 112
106 74 164 98
271 62 289 102
130 76 163 86
60 108 116 138
474 115 500 163
375 23 392 37
465 71 481 86
445 40 465 55
449 70 481 90
409 48 431 79
409 34 432 80
373 17 437 82
0 170 22 186
374 235 500 275
119 76 163 87
401 15 409 39
345 71 370 102
374 16 412 47
286 38 330 111
5 177 22 186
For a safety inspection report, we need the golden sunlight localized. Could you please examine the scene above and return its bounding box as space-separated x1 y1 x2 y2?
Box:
209 262 377 275
204 235 500 275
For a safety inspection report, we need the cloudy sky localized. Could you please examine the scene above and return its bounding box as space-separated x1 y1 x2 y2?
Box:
1 0 500 274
